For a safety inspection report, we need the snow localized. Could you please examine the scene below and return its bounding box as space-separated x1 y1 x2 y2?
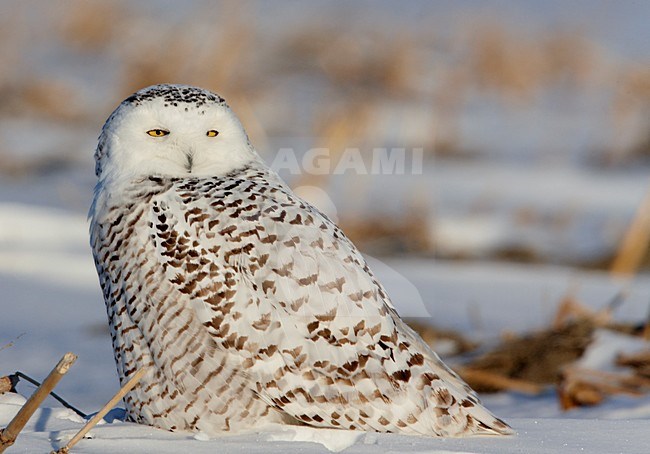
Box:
576 329 650 373
0 203 96 290
1 392 647 454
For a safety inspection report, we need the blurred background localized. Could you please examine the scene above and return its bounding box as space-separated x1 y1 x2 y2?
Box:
1 0 650 417
1 0 649 264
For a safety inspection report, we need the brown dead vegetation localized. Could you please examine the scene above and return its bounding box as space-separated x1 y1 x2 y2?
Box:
409 292 650 410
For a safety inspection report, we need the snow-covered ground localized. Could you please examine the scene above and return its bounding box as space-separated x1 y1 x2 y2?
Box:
1 393 648 454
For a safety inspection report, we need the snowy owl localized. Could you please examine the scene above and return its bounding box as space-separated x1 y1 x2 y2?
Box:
89 84 512 437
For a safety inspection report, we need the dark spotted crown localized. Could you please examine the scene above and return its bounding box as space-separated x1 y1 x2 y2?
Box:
123 84 227 109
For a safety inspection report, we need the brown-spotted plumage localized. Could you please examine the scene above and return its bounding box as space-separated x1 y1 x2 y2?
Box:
90 84 513 437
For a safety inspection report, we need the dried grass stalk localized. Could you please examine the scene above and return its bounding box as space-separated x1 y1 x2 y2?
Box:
0 353 77 453
558 367 650 410
53 367 147 454
457 367 543 395
610 189 650 277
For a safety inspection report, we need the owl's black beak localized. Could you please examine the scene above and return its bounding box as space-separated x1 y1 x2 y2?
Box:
184 152 194 173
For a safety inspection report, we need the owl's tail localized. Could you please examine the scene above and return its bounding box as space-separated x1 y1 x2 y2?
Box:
397 319 515 437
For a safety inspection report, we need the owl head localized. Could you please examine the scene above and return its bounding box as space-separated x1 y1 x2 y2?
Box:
95 84 257 182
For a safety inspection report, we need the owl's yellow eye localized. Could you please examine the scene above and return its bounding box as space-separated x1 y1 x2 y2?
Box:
146 129 169 137
206 130 219 137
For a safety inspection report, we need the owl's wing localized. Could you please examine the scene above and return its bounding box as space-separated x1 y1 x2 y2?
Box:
156 173 511 436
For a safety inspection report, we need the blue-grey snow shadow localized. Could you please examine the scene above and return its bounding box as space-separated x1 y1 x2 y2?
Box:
101 407 126 423
35 406 53 432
